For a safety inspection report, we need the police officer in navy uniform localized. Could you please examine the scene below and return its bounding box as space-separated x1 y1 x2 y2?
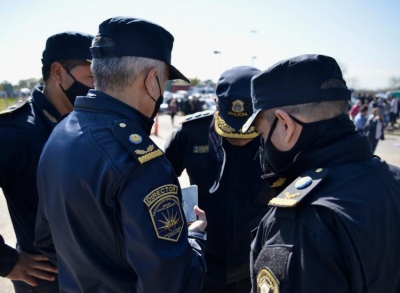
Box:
0 31 93 292
165 66 275 293
34 17 207 293
242 54 400 293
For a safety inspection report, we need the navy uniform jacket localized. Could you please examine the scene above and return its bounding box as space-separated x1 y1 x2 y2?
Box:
0 86 59 288
164 113 274 287
250 123 400 292
35 90 207 293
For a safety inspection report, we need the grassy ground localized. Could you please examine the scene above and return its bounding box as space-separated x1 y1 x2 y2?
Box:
0 98 18 111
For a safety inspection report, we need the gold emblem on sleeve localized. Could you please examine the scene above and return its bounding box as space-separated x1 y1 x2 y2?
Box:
257 267 279 293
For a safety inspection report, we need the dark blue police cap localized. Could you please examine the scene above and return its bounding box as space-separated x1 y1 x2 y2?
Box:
41 32 94 65
242 54 351 132
90 17 190 83
214 66 260 139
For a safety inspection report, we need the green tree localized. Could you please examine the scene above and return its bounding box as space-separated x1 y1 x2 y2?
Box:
19 78 40 89
1 81 14 97
189 77 201 86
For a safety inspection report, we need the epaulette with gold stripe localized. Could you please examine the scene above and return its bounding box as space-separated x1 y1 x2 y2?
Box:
269 168 329 208
182 110 214 124
112 121 163 164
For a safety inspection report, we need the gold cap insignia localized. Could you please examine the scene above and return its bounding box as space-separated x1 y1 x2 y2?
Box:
231 99 244 113
257 267 279 293
228 99 249 117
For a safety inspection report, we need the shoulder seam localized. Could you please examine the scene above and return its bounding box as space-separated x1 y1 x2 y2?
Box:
182 110 214 124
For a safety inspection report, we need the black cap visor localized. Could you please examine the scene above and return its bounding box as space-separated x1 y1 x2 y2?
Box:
169 64 190 83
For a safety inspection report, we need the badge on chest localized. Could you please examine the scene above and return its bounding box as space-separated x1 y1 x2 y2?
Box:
193 145 209 154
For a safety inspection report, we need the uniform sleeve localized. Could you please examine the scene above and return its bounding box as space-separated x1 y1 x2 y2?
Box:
164 127 186 177
0 116 29 276
34 199 57 265
0 124 29 187
251 205 354 293
118 160 206 293
0 235 18 277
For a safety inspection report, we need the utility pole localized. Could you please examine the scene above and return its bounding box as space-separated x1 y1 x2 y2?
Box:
250 30 257 66
213 50 222 76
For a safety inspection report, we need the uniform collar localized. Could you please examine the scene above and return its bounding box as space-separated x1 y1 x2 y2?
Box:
75 89 154 134
31 84 61 128
264 132 373 193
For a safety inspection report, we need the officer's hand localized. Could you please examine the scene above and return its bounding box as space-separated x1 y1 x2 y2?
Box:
188 205 207 232
6 250 57 287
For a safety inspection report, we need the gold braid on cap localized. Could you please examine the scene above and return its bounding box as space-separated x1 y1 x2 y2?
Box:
214 111 258 139
215 111 236 133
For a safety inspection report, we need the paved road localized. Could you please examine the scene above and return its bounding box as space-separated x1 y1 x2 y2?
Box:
1 113 399 291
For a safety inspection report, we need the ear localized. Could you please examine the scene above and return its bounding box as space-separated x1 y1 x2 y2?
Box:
275 109 298 144
143 68 160 97
50 62 66 84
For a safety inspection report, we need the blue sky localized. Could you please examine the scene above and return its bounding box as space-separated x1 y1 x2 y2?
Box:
0 0 399 90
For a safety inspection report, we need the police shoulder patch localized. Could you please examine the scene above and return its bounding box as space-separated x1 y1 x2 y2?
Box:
143 184 184 242
0 99 29 115
182 110 214 124
269 168 329 208
112 120 163 164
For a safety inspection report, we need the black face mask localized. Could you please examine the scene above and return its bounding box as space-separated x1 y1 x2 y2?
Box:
145 75 164 119
60 70 92 105
259 114 319 175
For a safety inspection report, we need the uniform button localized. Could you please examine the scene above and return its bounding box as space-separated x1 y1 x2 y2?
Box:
119 123 126 128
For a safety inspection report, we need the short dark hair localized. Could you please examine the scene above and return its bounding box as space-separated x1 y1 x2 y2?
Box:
41 59 89 82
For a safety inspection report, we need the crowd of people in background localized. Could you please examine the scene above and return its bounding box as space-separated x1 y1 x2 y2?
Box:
163 90 400 154
349 92 398 153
